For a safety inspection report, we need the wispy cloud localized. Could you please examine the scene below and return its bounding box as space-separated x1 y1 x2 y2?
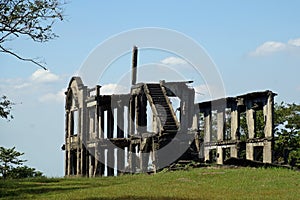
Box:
160 56 187 65
30 69 59 83
249 37 300 56
249 41 286 56
0 69 65 104
39 88 65 103
288 38 300 47
100 84 129 95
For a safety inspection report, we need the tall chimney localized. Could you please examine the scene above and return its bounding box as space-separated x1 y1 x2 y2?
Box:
131 46 138 85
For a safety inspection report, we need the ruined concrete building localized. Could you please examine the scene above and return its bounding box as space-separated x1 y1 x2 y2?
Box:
63 47 276 177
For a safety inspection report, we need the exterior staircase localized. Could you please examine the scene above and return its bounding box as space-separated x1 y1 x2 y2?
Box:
144 83 179 135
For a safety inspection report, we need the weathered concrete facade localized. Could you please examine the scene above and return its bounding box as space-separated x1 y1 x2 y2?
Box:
63 48 276 177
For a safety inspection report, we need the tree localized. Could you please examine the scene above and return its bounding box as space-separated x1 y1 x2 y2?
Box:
0 95 13 120
0 146 43 179
7 165 44 178
0 0 65 70
273 102 300 167
0 146 26 179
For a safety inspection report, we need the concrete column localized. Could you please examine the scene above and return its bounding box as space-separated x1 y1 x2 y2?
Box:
263 95 274 138
246 107 255 139
204 109 211 161
217 110 224 141
66 148 70 176
80 147 87 176
131 46 138 85
230 146 238 158
246 143 254 160
95 85 101 139
107 148 114 176
139 151 149 173
107 108 114 139
231 108 239 140
76 149 80 175
117 148 125 175
204 109 211 143
231 107 239 158
117 106 124 138
129 96 136 136
99 148 105 176
89 153 94 177
204 149 210 162
263 141 272 163
216 110 224 164
136 94 147 134
66 112 71 176
128 144 137 173
100 109 104 138
191 107 198 131
216 147 223 164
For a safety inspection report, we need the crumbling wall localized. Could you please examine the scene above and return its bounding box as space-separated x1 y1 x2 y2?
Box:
63 76 276 177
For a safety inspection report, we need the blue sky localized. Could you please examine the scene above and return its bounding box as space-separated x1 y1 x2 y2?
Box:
1 1 300 176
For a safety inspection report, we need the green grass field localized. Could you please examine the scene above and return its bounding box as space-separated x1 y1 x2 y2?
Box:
0 167 299 200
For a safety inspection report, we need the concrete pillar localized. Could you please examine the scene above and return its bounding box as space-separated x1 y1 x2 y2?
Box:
263 141 272 163
100 109 104 138
117 106 124 138
191 108 198 131
75 149 80 175
139 151 149 173
89 153 94 177
217 110 224 141
216 110 224 164
231 108 239 140
246 143 254 160
137 94 147 134
107 148 114 176
230 106 239 158
129 96 136 136
117 148 125 175
66 112 71 176
128 144 137 173
216 147 223 164
204 109 211 161
246 107 255 139
99 148 105 176
107 107 114 139
230 146 238 158
131 46 138 85
263 95 274 138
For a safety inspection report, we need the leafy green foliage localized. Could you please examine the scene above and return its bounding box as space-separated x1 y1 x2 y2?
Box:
7 166 44 179
0 96 13 120
273 102 300 167
0 147 26 179
0 146 43 179
0 0 65 69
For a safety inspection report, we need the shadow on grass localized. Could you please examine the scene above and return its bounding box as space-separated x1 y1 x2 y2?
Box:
0 184 83 198
85 197 200 200
0 178 127 199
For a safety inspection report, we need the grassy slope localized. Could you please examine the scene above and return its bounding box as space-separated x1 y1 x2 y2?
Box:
0 167 299 200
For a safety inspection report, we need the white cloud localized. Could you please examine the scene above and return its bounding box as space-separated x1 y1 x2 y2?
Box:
100 84 129 95
160 56 187 65
249 41 286 56
39 88 66 103
288 38 300 47
249 37 300 56
14 83 31 89
30 69 59 83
